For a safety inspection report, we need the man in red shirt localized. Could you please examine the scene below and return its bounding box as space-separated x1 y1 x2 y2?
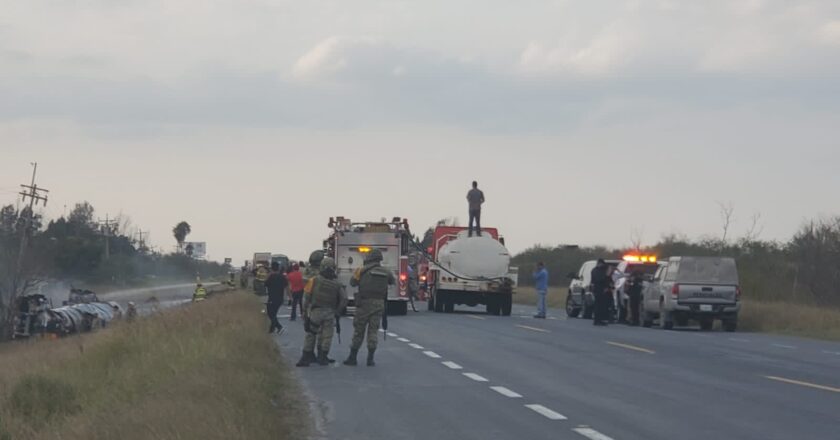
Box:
287 263 305 321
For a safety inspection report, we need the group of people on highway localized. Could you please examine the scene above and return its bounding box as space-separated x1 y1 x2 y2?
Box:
258 248 395 368
590 259 645 326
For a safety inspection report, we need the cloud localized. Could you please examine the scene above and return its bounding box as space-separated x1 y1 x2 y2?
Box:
517 25 640 76
818 20 840 45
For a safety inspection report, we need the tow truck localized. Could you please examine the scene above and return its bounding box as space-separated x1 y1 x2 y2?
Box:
324 217 412 315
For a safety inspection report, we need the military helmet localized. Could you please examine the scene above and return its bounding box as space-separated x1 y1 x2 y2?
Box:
320 257 336 271
366 249 384 263
309 250 325 266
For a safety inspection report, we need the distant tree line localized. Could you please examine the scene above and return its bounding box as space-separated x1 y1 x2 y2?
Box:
512 216 840 307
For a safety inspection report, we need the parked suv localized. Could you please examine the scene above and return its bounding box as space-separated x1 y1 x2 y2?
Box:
566 259 619 318
642 256 741 331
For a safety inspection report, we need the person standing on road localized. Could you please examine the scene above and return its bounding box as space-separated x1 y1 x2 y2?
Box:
296 258 348 367
627 270 644 326
344 249 395 367
533 262 549 319
466 181 485 237
287 263 305 321
265 261 289 335
590 259 610 326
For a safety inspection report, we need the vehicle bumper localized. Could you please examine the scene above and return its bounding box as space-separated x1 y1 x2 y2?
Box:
673 303 740 317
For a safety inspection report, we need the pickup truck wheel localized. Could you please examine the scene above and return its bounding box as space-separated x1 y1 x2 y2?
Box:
566 297 581 318
723 320 738 332
699 317 714 331
660 300 673 330
582 303 593 320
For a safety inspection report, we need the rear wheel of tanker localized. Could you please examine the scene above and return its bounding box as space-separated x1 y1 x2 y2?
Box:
485 298 498 315
501 294 512 316
433 290 444 313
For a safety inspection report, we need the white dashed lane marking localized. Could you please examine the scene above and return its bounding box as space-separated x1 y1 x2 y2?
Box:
409 343 425 349
773 344 797 350
525 404 567 420
516 325 551 333
397 338 410 342
463 373 489 382
822 350 840 356
729 338 750 343
442 361 463 370
574 427 615 440
387 332 398 338
423 351 442 359
490 386 523 398
467 315 487 320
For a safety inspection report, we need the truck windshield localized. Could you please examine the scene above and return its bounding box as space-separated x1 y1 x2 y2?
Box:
676 257 739 284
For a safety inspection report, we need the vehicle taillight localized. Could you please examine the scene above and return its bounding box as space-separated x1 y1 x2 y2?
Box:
400 274 407 282
671 284 680 298
420 275 427 282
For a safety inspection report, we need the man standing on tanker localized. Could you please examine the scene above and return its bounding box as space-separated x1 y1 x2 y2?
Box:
467 181 485 237
344 249 395 367
296 257 347 367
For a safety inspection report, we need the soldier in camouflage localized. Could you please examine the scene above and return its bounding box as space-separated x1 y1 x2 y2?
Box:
296 257 348 367
303 250 325 287
343 249 395 367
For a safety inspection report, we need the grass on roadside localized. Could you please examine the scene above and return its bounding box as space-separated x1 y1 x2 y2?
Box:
515 286 840 341
0 291 308 440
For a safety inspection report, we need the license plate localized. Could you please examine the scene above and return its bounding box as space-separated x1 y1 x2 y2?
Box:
700 305 713 312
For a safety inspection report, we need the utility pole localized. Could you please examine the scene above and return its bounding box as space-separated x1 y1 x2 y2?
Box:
136 229 150 254
97 214 117 260
17 162 49 271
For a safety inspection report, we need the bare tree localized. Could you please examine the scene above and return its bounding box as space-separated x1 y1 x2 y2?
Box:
629 227 644 251
742 212 764 243
718 201 735 246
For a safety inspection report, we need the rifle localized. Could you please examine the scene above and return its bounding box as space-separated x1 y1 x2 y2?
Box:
381 298 388 341
335 315 341 344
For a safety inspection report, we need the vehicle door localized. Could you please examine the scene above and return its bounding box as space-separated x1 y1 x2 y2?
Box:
661 260 681 310
572 262 592 306
644 265 666 312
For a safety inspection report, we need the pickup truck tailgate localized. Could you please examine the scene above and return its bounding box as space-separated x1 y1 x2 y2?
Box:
678 284 737 304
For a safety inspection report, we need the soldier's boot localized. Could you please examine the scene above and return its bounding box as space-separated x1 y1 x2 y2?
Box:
343 348 359 366
296 351 316 367
316 350 331 366
367 349 376 367
317 348 336 364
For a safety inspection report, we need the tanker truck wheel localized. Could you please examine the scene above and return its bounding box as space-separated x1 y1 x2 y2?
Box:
434 291 445 313
501 294 512 316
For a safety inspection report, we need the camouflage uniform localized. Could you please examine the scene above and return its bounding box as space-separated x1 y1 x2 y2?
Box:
344 249 395 367
297 257 347 367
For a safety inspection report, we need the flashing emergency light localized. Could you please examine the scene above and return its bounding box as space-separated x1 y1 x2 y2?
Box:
358 246 372 253
623 255 657 263
399 273 408 282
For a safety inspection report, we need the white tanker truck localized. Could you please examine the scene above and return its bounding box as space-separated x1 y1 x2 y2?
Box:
427 226 518 316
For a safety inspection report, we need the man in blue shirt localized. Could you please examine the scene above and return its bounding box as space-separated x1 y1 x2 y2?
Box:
533 262 549 319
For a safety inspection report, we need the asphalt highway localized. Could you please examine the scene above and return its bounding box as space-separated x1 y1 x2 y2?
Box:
275 301 840 440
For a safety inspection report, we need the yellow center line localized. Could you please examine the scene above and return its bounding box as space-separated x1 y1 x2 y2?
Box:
605 341 656 354
467 315 486 320
516 325 550 333
764 376 840 393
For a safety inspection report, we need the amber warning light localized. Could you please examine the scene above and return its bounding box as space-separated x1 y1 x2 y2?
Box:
623 255 657 263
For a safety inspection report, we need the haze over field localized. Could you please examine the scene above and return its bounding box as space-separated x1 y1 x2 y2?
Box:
2 0 839 263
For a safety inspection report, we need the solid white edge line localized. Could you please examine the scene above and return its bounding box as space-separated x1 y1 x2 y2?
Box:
574 427 615 440
490 386 523 398
463 373 489 382
442 361 463 370
525 404 567 420
409 343 425 349
423 351 442 359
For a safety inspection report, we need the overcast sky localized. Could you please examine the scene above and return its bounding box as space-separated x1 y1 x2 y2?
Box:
1 0 839 264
